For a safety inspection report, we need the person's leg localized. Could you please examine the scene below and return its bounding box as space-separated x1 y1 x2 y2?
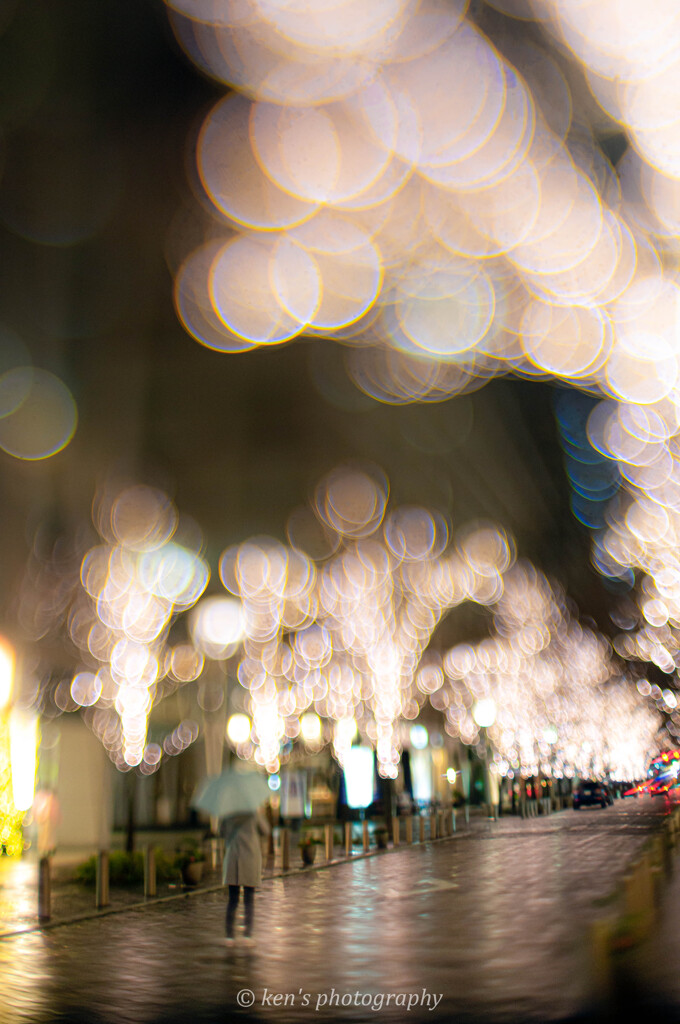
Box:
243 886 255 937
226 885 240 937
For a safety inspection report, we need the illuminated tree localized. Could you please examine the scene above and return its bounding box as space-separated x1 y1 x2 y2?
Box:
0 714 23 857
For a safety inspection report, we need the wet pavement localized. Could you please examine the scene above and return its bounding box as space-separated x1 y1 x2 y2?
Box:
0 857 161 933
0 800 674 1024
618 809 680 1022
0 813 511 934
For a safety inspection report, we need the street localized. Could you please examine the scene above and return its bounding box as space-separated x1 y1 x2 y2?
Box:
0 799 672 1024
0 4 679 1023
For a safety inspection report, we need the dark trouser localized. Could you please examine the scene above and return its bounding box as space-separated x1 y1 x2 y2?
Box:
226 885 255 937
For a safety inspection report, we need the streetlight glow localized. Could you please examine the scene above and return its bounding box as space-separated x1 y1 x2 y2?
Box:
226 713 251 745
300 712 322 743
190 596 245 659
409 724 429 750
472 699 497 729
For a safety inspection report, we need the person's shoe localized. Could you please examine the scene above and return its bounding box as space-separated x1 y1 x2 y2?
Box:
223 937 236 948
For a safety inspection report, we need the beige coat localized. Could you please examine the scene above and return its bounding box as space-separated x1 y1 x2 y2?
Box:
221 811 269 888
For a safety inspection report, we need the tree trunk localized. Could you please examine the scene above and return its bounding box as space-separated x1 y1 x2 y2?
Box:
125 771 136 853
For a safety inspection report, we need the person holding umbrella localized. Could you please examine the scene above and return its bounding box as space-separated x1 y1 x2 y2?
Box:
221 808 270 945
191 767 271 946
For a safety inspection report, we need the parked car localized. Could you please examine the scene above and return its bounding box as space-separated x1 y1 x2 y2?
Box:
573 781 613 809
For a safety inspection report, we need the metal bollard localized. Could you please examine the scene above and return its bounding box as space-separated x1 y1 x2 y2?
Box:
96 850 110 908
38 856 51 921
344 822 352 857
392 817 400 846
281 828 291 871
406 817 413 844
144 845 157 898
324 824 333 862
452 807 457 833
362 820 369 853
419 816 425 843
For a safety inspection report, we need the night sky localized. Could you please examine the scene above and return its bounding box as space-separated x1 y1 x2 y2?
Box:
0 0 617 650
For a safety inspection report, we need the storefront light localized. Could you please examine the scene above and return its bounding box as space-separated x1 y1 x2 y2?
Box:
344 746 374 809
9 709 37 812
411 748 432 802
0 638 14 711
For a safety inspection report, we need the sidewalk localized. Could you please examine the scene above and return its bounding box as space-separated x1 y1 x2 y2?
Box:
0 810 492 936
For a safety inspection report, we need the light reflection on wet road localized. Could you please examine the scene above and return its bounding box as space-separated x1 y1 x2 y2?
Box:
0 800 673 1024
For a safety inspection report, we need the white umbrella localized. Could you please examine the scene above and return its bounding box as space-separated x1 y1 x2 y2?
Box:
191 767 270 819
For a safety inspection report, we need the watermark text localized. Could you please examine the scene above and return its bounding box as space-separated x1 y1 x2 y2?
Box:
237 987 443 1012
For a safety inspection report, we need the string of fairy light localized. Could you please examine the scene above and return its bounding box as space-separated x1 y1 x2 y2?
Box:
9 0 680 791
213 466 661 780
44 467 664 783
161 0 680 695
